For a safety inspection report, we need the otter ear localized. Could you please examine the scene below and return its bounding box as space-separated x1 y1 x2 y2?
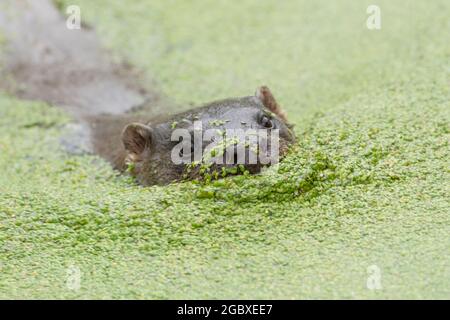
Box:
122 123 153 154
255 86 288 122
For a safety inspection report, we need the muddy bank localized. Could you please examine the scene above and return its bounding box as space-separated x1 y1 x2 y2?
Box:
0 0 171 154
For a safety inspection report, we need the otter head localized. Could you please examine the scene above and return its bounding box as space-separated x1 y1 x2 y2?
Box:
121 86 296 185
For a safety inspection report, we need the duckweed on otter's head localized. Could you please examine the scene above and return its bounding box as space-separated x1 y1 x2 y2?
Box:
1 0 449 299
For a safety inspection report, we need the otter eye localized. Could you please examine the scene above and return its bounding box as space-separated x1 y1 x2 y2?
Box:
260 115 274 129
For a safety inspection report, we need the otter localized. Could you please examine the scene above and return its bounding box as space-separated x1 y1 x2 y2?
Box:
107 86 296 185
0 0 296 186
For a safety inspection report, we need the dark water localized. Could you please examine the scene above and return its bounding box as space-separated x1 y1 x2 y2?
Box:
0 0 168 155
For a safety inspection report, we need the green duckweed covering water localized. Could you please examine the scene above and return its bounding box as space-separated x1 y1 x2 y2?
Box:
0 0 448 298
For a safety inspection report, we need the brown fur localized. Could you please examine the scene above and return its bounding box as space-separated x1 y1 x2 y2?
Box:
256 86 288 122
